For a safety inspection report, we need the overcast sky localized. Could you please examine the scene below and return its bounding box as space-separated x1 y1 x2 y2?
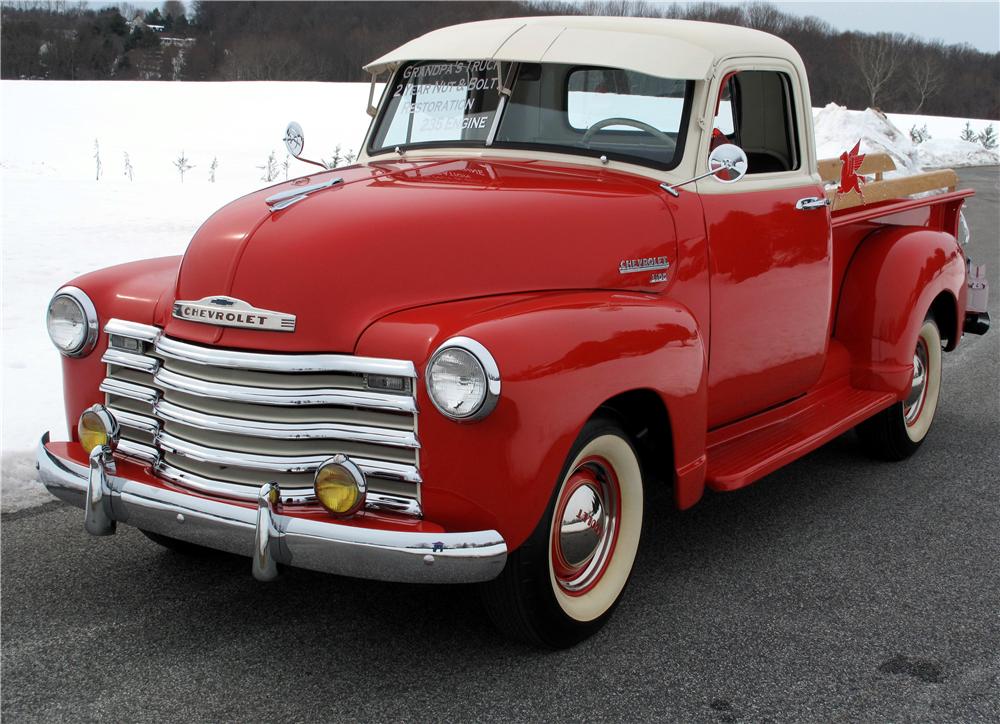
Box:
769 1 999 53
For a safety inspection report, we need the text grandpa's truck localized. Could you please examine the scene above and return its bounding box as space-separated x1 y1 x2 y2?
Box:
39 17 990 647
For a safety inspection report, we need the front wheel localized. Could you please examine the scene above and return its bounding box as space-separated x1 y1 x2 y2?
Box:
481 415 644 648
856 318 943 460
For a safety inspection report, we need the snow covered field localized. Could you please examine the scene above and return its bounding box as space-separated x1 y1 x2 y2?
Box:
1 80 997 511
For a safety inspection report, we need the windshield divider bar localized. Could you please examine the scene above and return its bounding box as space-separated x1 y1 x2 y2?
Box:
486 62 519 148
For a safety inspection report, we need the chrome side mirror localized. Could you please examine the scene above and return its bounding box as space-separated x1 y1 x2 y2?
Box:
660 143 749 197
283 121 326 170
707 143 748 184
283 121 305 157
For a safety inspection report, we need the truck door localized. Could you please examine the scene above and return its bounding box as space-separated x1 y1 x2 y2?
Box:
701 67 833 428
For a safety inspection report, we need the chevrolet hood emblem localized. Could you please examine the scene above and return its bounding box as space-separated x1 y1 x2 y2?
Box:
172 296 296 332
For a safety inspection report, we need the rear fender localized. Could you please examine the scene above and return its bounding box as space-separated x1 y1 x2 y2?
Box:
356 291 708 551
834 227 965 397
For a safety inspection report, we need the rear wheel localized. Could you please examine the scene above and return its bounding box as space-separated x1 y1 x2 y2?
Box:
481 415 644 648
856 318 942 460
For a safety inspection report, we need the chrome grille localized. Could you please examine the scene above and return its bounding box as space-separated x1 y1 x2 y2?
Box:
100 319 421 516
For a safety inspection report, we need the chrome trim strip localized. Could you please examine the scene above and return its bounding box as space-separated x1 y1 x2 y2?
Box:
154 367 417 413
155 460 422 515
117 439 159 464
154 398 418 448
156 460 315 504
154 335 417 377
366 492 423 517
110 408 160 435
50 286 100 358
37 437 500 584
100 378 159 406
157 431 422 483
102 348 160 374
104 319 161 342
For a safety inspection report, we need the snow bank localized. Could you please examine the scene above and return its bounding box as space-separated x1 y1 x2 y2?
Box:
915 138 1000 169
1 81 997 512
813 103 1000 171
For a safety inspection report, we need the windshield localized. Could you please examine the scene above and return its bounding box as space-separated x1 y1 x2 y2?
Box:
370 60 692 170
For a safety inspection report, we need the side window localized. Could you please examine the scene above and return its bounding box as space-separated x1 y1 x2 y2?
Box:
711 70 800 174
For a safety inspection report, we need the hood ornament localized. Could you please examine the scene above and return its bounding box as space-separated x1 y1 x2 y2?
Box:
265 177 343 212
173 296 296 332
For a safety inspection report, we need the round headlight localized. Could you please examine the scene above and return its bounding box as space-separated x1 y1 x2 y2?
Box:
314 455 366 516
425 337 501 422
46 286 98 357
78 405 119 454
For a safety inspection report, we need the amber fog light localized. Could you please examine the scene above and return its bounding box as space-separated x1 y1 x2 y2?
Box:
78 405 120 454
314 455 366 516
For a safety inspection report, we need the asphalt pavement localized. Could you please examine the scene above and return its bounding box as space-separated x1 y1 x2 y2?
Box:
3 167 998 723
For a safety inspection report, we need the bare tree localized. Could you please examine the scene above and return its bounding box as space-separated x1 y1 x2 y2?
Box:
909 50 945 114
851 33 903 109
258 150 278 182
162 1 185 20
173 150 193 182
93 139 102 180
743 2 786 33
323 145 356 170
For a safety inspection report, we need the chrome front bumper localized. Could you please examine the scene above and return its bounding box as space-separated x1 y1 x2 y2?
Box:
37 434 507 584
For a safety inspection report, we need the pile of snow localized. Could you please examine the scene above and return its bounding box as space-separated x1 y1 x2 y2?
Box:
914 138 1000 169
813 103 1000 172
1 81 997 513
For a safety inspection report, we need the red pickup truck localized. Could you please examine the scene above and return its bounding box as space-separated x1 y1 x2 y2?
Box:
39 17 990 647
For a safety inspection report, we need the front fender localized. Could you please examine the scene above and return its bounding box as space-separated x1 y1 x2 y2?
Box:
54 256 181 437
834 227 965 397
356 291 707 551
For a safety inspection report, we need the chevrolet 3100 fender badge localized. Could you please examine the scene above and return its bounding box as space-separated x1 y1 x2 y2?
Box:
619 256 670 274
172 296 296 332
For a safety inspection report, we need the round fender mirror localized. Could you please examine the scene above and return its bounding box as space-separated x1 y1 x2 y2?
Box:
283 121 305 158
708 143 748 183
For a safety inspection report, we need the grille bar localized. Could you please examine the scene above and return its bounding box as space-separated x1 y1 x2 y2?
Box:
154 399 419 448
156 335 417 377
100 378 159 405
154 367 417 413
102 348 160 374
156 460 421 514
157 431 422 482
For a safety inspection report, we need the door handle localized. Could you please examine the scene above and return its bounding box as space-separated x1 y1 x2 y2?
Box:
796 196 831 210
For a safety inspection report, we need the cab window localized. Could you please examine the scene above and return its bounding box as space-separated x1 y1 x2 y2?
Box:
711 70 800 174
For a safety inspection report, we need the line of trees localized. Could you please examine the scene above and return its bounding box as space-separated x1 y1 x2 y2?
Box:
2 0 998 118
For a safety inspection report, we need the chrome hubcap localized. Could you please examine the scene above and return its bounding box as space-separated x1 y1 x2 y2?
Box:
903 339 929 426
551 457 620 595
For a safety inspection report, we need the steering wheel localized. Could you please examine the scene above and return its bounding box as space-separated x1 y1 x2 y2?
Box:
581 117 676 151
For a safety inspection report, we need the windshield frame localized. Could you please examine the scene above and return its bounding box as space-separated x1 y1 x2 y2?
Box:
366 60 695 172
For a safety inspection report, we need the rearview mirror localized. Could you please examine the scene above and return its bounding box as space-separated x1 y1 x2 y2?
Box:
708 143 748 184
660 143 749 197
282 122 326 170
283 121 305 157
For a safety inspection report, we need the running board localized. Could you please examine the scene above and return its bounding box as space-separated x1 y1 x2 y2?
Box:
705 381 896 492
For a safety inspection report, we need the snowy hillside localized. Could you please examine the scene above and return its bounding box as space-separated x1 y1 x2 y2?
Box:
1 80 997 511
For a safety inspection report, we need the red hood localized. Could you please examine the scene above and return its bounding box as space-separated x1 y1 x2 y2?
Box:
165 158 677 352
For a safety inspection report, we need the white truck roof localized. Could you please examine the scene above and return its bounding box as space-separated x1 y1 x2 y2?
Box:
364 16 799 80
